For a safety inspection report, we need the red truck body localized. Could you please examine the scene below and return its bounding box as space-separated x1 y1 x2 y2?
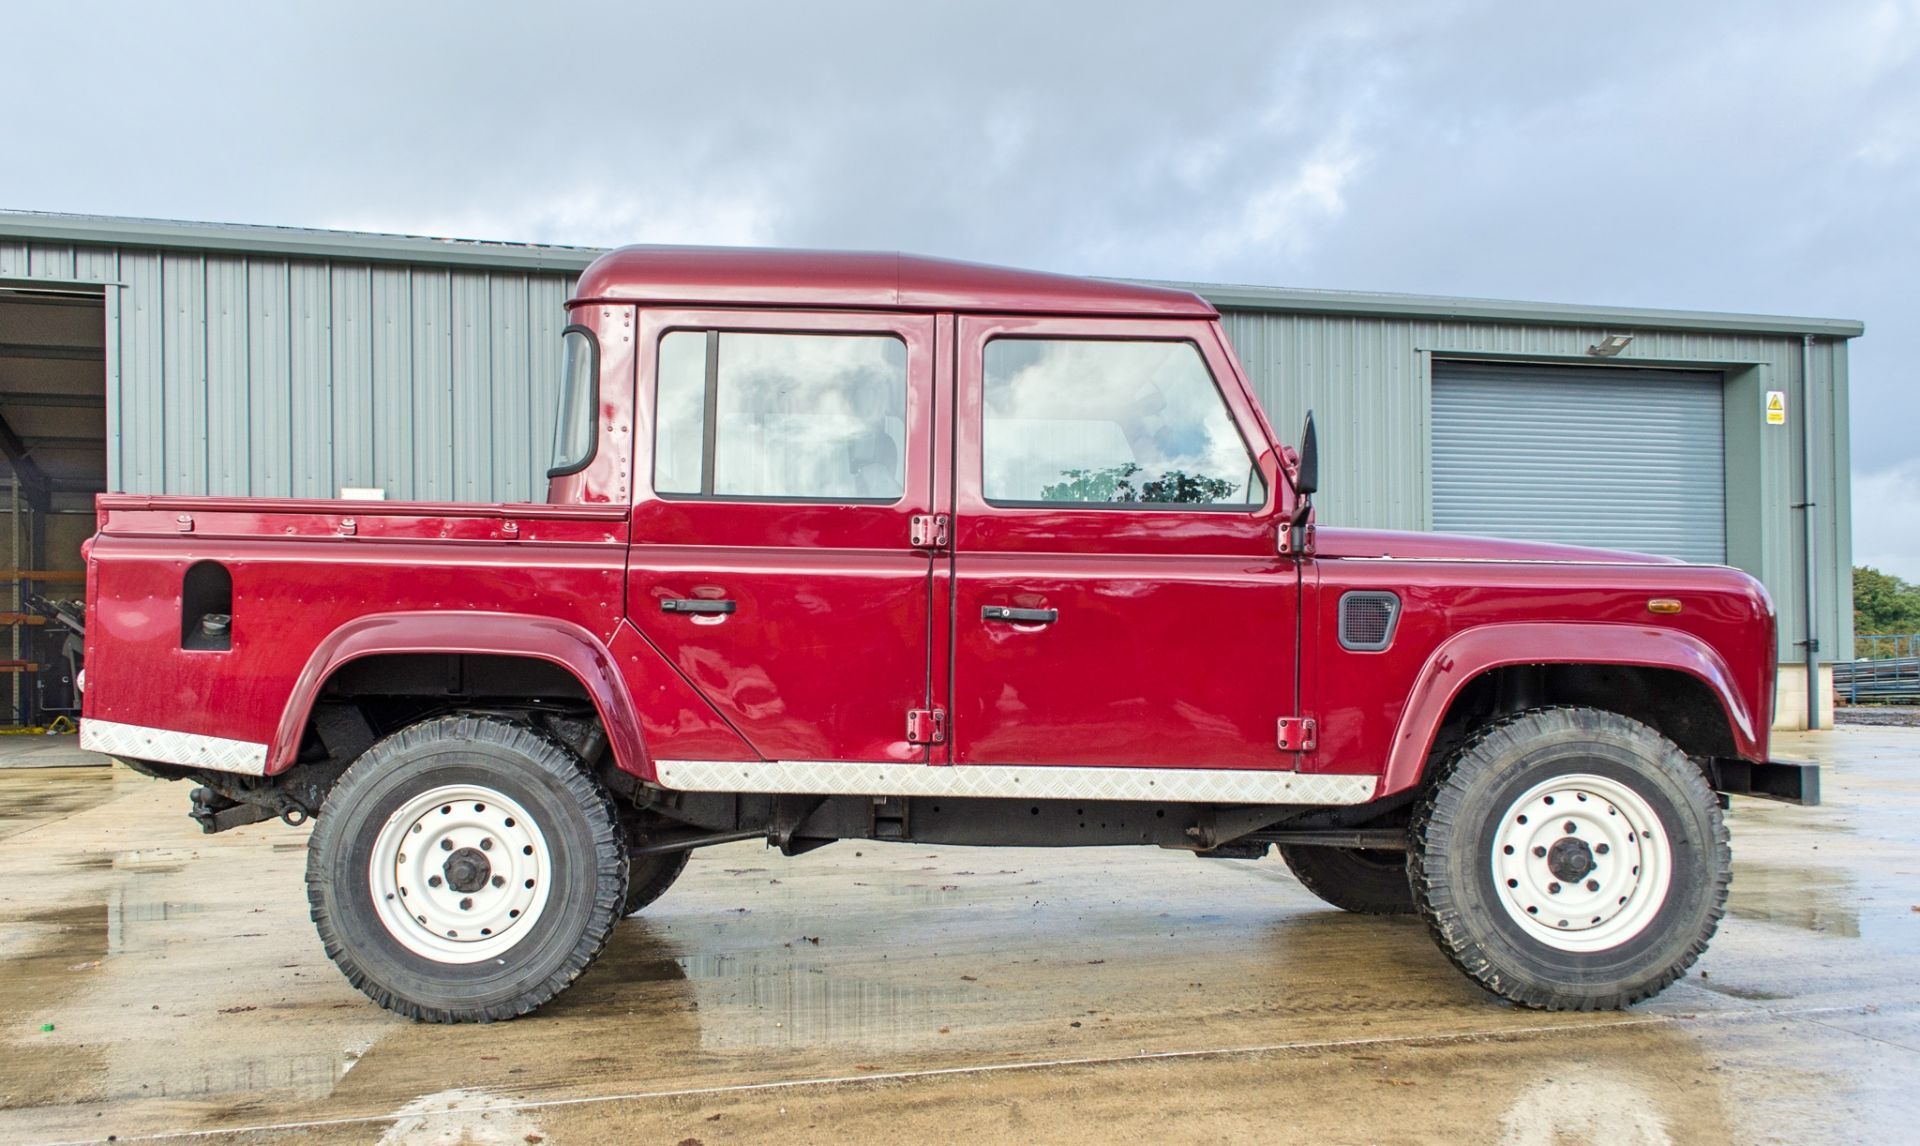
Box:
77 247 1803 1021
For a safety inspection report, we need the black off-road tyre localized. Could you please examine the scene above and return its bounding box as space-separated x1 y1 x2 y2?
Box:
306 715 628 1022
622 849 689 916
1408 706 1730 1011
1277 845 1415 915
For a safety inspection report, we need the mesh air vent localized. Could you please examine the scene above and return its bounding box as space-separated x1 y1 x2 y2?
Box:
1338 591 1400 651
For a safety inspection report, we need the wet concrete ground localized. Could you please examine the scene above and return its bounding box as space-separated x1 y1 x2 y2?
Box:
0 727 1914 1145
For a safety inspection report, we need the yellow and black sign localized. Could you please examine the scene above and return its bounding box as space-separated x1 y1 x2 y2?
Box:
1765 390 1787 426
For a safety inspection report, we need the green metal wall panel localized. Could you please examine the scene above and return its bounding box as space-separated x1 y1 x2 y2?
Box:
0 231 1856 667
1213 304 1851 664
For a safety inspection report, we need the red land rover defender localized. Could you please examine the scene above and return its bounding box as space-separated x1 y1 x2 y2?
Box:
80 248 1815 1021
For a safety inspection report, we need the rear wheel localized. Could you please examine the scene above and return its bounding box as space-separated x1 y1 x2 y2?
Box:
1277 844 1415 915
306 715 627 1022
622 849 690 916
1409 706 1728 1010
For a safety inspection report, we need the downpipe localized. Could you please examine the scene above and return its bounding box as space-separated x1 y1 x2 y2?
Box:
1799 335 1821 730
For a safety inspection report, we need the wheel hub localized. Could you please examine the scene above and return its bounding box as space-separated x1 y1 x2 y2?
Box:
1490 772 1673 953
1545 836 1594 882
442 846 492 894
367 784 553 964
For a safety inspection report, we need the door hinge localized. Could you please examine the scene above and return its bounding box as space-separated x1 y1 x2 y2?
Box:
909 513 950 550
1277 716 1317 752
1277 520 1314 556
907 707 947 745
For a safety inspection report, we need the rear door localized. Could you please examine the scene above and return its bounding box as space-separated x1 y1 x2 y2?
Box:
947 316 1297 769
626 309 938 763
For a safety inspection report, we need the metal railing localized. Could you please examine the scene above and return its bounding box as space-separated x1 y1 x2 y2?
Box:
1836 633 1920 704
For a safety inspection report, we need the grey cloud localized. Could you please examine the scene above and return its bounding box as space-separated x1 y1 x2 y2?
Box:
1 0 1912 553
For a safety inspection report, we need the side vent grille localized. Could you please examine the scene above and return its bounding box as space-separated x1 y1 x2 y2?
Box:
1338 591 1400 652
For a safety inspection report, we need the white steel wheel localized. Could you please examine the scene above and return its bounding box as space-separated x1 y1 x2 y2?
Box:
1489 773 1671 952
1408 706 1730 1011
307 715 628 1022
368 784 553 963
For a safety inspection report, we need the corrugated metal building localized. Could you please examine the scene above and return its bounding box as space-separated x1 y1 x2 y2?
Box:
0 211 1861 728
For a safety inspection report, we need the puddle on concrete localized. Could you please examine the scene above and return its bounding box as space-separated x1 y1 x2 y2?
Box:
675 949 973 1049
1727 862 1860 937
0 767 120 841
1694 978 1790 1001
0 901 107 1109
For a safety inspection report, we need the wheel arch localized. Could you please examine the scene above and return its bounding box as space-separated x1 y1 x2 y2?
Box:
1379 622 1764 800
270 611 648 779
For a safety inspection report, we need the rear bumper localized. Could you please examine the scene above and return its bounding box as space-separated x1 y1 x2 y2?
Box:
1708 758 1820 806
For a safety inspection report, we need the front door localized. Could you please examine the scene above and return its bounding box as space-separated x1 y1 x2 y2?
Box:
948 316 1297 769
626 309 938 763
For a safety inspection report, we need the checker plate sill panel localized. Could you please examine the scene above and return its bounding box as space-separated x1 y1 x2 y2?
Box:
80 719 270 775
656 759 1378 804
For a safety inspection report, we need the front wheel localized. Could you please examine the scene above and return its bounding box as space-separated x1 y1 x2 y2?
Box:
306 715 628 1022
1408 706 1729 1011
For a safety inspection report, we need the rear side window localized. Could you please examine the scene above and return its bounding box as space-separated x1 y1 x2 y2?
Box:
547 326 598 477
982 338 1264 509
654 331 908 502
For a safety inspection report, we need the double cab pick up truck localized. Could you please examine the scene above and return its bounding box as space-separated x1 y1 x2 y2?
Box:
81 247 1816 1021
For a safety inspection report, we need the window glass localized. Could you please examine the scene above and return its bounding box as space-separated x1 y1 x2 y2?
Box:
547 327 597 476
655 331 908 501
982 339 1264 508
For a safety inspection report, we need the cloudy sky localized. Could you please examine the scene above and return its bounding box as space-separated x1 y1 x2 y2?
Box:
5 1 1915 574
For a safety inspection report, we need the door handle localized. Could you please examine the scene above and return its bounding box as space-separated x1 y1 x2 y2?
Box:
982 605 1057 624
661 598 736 615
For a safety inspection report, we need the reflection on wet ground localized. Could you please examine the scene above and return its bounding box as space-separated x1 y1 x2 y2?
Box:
0 766 127 841
0 727 1916 1143
1728 861 1860 937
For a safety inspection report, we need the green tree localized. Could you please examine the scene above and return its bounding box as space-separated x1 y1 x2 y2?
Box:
1039 463 1243 506
1853 565 1920 655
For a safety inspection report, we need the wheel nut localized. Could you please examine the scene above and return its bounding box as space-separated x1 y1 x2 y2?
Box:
480 838 493 851
1548 882 1562 894
440 839 453 852
491 875 505 888
1564 821 1576 833
460 897 473 910
1586 879 1599 891
1596 843 1610 855
1533 846 1546 858
428 875 442 888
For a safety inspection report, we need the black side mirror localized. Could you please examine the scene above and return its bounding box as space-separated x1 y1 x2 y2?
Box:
1290 411 1318 532
1295 410 1318 498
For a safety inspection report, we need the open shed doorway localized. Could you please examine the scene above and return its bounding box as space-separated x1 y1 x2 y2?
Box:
0 286 105 728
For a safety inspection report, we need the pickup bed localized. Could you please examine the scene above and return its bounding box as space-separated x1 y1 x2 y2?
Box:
82 247 1815 1021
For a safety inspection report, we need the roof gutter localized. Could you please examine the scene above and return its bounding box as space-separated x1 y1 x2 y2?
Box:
0 211 600 274
1175 283 1865 340
0 212 1868 339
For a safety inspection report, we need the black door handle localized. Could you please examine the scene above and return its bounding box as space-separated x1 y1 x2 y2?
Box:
982 605 1057 624
661 598 736 615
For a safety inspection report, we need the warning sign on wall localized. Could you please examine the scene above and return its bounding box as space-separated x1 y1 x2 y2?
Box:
1765 390 1787 426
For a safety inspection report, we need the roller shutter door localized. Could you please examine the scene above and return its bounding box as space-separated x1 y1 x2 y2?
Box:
1431 362 1726 564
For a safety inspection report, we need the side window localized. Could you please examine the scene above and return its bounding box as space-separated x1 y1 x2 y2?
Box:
547 326 598 477
982 339 1265 509
655 331 908 502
